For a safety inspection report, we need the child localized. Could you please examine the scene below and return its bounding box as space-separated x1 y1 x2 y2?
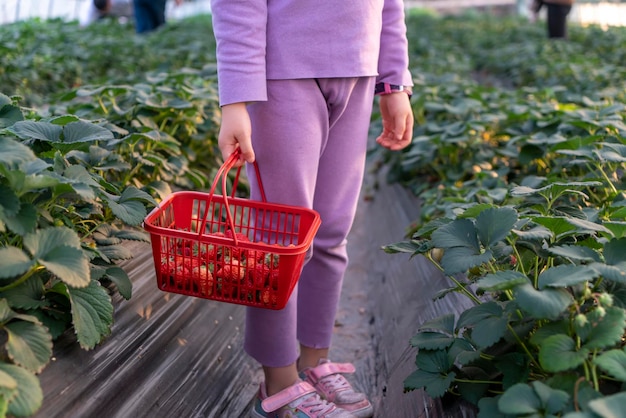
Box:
210 1 414 417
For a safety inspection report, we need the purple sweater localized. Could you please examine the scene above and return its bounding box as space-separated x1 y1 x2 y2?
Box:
210 0 413 106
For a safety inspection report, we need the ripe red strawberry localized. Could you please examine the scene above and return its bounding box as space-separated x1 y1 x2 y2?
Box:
216 258 246 283
247 260 269 288
192 264 214 297
224 229 250 259
260 287 279 305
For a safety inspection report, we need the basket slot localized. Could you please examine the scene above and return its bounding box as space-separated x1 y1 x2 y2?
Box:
250 207 301 247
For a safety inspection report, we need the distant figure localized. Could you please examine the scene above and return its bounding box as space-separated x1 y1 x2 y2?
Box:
79 0 133 27
132 0 183 33
531 0 575 38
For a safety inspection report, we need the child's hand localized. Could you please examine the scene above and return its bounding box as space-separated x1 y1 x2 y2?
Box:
218 103 255 166
375 93 414 151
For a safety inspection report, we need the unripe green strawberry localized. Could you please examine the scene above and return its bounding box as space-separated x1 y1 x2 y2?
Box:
598 293 613 307
574 313 588 328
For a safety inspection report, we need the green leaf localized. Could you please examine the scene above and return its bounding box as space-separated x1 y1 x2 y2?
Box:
67 281 113 350
5 321 53 373
101 187 152 226
495 353 529 391
0 247 34 280
512 225 553 240
475 207 517 248
547 245 601 262
0 363 43 417
104 266 132 300
432 219 479 250
594 349 626 381
0 277 46 310
409 332 455 350
23 227 90 288
531 381 569 415
0 103 24 129
566 217 613 236
449 338 479 365
38 246 90 288
403 368 456 399
0 368 18 407
457 302 507 348
497 383 541 415
0 137 36 168
538 265 598 289
419 314 456 334
61 121 113 144
441 246 493 275
539 334 588 372
513 282 573 320
8 121 62 143
590 262 626 284
2 202 38 236
0 185 20 216
581 307 626 350
415 349 452 374
587 392 626 418
477 271 528 292
98 243 134 261
603 238 626 265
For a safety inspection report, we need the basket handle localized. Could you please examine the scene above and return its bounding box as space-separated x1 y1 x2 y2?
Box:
199 148 267 245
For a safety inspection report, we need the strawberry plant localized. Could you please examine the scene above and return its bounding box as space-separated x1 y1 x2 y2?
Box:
378 11 626 417
0 93 156 416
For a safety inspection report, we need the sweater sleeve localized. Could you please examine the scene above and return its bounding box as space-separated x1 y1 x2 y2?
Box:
210 0 268 106
377 0 413 87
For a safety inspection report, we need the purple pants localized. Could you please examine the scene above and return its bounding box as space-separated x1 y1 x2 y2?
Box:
243 77 376 367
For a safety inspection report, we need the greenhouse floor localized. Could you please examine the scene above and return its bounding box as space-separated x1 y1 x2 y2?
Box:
33 165 477 418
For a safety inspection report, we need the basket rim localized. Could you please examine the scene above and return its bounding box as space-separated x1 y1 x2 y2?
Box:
143 190 321 254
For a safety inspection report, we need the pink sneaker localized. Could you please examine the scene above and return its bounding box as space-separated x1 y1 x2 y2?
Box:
299 359 373 418
251 380 356 418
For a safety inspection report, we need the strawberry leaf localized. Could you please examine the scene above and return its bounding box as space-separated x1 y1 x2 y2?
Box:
538 265 599 290
539 334 588 372
0 363 42 418
5 320 53 374
475 207 517 248
513 282 573 320
0 247 34 280
67 280 113 350
594 349 626 381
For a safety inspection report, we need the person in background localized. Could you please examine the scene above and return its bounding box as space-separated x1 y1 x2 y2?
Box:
79 0 133 27
132 0 182 33
531 0 575 38
210 0 414 417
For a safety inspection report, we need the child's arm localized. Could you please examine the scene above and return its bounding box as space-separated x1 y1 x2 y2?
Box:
375 0 414 151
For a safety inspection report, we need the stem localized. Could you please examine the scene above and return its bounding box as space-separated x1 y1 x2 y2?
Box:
426 254 482 305
454 378 501 385
0 265 45 292
596 164 618 195
507 323 541 370
448 274 482 305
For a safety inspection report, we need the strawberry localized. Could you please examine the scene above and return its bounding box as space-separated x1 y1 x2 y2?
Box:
246 260 269 288
192 264 214 297
216 258 246 283
269 269 280 290
224 229 250 259
260 287 279 306
264 253 280 269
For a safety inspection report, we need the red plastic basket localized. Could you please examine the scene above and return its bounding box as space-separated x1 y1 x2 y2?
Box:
143 150 321 310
